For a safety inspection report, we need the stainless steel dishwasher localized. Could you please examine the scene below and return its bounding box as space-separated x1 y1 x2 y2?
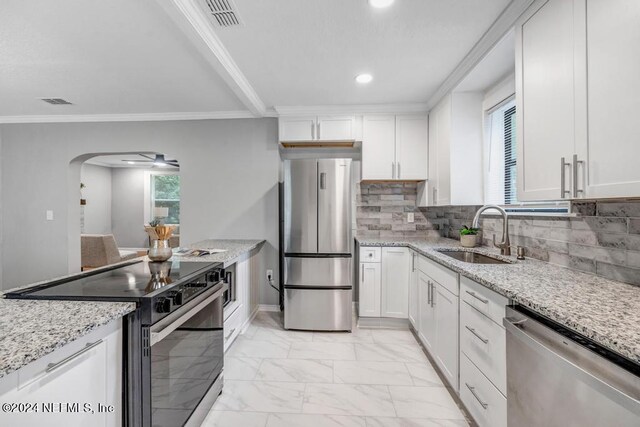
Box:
504 305 640 427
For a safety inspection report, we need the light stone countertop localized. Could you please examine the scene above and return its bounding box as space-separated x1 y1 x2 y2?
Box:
0 239 264 379
173 239 265 267
0 299 135 379
357 236 640 364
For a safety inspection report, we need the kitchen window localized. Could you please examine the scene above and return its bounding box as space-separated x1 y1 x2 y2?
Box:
485 98 568 214
150 172 180 224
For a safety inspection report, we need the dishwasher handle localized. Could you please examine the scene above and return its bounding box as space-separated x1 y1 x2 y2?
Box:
504 311 640 412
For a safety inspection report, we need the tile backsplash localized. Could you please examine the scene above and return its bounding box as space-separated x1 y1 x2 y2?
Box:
356 183 640 286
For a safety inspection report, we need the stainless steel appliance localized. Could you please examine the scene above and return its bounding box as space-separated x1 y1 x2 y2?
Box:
6 260 226 427
283 158 352 331
504 305 640 426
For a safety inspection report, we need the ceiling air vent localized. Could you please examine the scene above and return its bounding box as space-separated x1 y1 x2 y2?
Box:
203 0 242 28
41 98 73 105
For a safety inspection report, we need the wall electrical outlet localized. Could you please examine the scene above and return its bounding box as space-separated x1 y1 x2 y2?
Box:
266 269 273 282
46 210 54 221
407 212 415 223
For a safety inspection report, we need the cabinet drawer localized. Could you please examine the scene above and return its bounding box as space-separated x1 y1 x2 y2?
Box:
460 300 506 394
359 246 381 263
461 276 507 326
460 353 507 427
417 256 458 296
224 304 243 352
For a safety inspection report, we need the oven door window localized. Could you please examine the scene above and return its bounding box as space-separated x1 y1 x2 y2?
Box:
150 299 223 427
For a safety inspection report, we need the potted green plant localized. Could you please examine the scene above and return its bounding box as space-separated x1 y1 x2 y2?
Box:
459 225 480 248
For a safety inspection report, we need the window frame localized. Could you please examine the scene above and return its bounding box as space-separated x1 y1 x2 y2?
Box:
143 170 180 225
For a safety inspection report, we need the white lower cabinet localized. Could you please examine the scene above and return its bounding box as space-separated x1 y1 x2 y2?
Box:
358 246 409 319
0 320 122 427
460 353 507 427
359 262 382 317
381 247 410 318
434 283 459 392
418 271 436 352
408 251 419 328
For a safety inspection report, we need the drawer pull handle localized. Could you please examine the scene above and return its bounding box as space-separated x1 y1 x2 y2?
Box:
465 290 489 304
465 326 489 344
46 340 103 373
466 383 488 409
225 328 237 341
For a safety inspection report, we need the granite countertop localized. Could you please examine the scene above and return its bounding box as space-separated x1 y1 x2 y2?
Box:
357 236 640 364
0 299 135 379
173 239 265 267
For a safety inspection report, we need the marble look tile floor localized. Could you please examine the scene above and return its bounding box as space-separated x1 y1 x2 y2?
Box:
202 311 471 427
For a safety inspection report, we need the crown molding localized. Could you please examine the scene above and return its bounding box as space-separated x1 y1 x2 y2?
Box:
274 103 429 117
157 0 267 116
0 110 257 124
426 0 535 111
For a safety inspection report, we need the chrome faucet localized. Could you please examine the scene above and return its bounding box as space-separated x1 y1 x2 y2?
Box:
471 205 511 256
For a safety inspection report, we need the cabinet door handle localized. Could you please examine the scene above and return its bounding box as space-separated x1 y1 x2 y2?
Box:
572 154 584 197
361 264 365 282
560 157 571 198
311 121 315 140
432 187 437 205
411 253 416 272
431 283 436 307
316 122 321 140
46 340 103 373
392 162 395 179
465 290 489 304
465 326 489 344
225 328 237 341
465 383 488 409
397 162 401 179
320 172 327 190
427 281 432 305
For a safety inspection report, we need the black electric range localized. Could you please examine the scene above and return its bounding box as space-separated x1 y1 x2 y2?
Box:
5 259 227 427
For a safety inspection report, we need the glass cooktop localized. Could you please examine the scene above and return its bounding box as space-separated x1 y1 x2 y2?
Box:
7 260 218 301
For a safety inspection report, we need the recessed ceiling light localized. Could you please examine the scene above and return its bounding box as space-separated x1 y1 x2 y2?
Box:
368 0 394 9
127 161 136 165
355 73 373 84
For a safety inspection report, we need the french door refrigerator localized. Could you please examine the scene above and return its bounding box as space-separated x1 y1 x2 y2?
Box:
283 158 352 331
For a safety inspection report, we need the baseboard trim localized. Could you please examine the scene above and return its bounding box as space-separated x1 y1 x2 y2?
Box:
258 304 280 312
240 306 260 334
357 317 409 329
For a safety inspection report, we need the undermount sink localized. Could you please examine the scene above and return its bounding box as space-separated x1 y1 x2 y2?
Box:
437 250 510 265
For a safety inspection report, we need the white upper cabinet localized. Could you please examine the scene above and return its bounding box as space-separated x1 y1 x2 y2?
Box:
516 0 576 201
396 115 428 180
279 115 355 142
362 115 397 180
578 0 640 198
362 114 428 181
316 115 356 141
517 0 640 200
425 93 483 206
279 116 317 141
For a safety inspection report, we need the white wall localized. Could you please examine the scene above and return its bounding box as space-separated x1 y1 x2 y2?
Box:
0 119 281 305
111 168 148 248
80 164 112 235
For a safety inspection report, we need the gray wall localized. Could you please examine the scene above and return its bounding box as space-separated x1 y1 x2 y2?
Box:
111 168 148 248
0 119 281 305
80 164 112 235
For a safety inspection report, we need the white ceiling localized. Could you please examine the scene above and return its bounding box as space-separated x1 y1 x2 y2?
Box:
455 29 516 93
0 0 244 117
216 0 511 107
0 0 513 119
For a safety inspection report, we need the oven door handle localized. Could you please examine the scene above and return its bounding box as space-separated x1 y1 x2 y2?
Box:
150 282 227 346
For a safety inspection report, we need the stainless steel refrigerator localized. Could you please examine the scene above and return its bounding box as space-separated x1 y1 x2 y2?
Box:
283 158 352 331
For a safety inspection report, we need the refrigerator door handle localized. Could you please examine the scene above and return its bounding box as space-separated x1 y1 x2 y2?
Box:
320 172 326 190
